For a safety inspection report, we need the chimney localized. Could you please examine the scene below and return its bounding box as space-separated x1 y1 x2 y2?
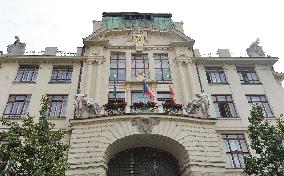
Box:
44 47 57 55
77 47 83 56
217 49 231 57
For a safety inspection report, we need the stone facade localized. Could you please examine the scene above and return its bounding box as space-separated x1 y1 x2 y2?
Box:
1 12 284 175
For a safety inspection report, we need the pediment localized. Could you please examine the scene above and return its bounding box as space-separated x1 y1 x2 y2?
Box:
83 27 194 48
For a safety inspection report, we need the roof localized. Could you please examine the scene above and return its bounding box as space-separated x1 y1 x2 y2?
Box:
102 12 172 18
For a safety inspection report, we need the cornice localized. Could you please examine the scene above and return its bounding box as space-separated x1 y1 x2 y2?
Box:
0 55 83 63
194 57 279 65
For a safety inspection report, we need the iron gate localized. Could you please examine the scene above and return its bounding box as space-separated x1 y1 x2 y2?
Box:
107 147 181 176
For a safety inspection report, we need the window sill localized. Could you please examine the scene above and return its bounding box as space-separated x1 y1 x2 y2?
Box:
241 83 262 85
48 81 72 84
208 83 229 85
47 117 66 119
12 81 36 84
216 117 240 119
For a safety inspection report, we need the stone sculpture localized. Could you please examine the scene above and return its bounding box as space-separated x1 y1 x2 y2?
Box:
132 117 160 134
74 94 102 118
7 36 26 55
184 93 210 117
246 38 265 57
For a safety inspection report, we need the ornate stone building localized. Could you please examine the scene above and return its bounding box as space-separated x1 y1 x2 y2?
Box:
1 12 284 176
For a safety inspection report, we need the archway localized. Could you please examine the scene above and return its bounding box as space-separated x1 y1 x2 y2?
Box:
104 134 190 175
107 147 181 176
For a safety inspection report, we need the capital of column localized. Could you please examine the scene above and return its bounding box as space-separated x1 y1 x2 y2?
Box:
174 58 192 65
95 56 106 65
86 58 95 65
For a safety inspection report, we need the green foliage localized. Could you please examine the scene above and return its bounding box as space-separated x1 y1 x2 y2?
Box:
0 95 69 176
244 105 284 176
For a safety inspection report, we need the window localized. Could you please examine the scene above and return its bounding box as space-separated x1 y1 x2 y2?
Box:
109 52 126 83
205 67 227 84
246 95 273 117
108 92 125 103
3 95 31 117
237 67 260 84
15 65 39 82
212 95 237 118
48 95 68 118
50 65 73 83
154 53 171 83
131 54 149 78
131 91 150 105
157 92 171 105
222 134 249 168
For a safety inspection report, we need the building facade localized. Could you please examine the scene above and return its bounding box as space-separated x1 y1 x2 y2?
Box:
1 12 284 176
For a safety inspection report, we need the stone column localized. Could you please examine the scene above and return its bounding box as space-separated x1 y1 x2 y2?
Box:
85 58 95 96
176 60 189 104
185 60 194 99
126 51 131 80
148 52 155 80
94 57 105 102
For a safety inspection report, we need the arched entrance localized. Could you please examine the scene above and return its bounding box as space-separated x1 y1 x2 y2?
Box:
107 147 181 176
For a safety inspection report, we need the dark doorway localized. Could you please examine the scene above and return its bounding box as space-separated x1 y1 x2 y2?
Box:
107 147 181 176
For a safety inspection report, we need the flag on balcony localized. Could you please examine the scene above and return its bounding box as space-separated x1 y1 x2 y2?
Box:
143 80 156 100
169 82 176 104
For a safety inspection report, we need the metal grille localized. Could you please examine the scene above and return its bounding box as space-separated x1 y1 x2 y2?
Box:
107 147 181 176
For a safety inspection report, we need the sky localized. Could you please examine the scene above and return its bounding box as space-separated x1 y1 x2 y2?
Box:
0 0 283 72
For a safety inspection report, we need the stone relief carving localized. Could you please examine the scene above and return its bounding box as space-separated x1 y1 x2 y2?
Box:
132 117 160 134
175 47 191 57
246 38 265 57
7 36 26 55
74 94 102 118
90 47 103 56
184 93 210 117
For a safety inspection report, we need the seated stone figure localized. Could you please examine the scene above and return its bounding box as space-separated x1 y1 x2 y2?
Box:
7 36 26 55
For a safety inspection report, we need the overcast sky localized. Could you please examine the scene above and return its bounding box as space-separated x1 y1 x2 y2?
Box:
0 0 283 72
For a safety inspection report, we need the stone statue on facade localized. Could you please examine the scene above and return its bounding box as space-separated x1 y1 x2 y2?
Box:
74 94 102 118
132 117 160 134
246 38 265 57
7 36 26 55
184 93 210 117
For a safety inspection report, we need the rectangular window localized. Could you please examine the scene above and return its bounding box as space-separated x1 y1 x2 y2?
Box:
131 53 149 78
131 91 150 105
109 52 126 83
237 67 260 84
3 95 31 117
48 95 68 118
222 134 249 168
157 91 171 105
108 91 125 103
246 95 273 117
212 95 238 118
154 53 171 83
15 65 39 82
50 65 73 83
205 67 227 84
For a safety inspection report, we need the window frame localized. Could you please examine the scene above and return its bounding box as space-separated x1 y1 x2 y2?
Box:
222 134 250 169
205 67 228 84
212 95 238 118
15 65 39 83
154 53 171 83
50 65 73 83
3 95 31 118
246 95 273 118
47 95 68 118
157 91 171 105
109 52 126 84
131 53 149 78
108 91 126 103
237 66 261 85
131 91 150 105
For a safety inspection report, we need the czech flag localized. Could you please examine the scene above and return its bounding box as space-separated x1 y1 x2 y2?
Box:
169 82 176 104
143 80 156 100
